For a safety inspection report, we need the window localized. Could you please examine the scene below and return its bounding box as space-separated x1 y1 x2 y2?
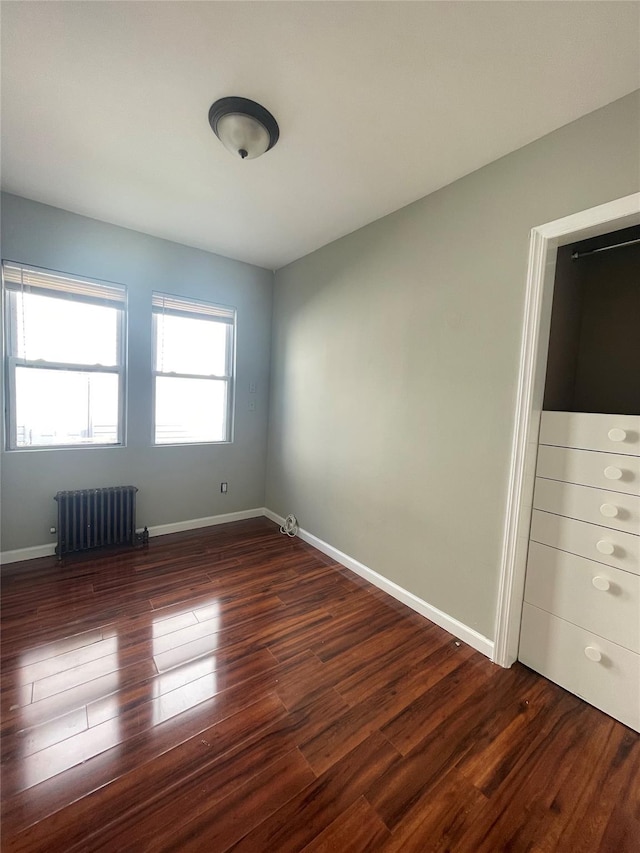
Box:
3 262 126 449
152 292 235 444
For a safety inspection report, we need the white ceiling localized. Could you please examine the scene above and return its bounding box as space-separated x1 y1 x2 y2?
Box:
1 2 639 270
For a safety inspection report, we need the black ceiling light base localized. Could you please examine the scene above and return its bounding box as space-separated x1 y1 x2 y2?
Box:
208 97 279 160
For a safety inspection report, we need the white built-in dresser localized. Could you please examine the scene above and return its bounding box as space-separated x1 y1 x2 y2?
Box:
519 411 640 732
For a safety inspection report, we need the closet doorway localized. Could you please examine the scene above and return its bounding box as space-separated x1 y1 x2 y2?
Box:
494 193 640 671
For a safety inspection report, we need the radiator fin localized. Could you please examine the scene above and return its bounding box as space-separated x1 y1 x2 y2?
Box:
55 486 138 558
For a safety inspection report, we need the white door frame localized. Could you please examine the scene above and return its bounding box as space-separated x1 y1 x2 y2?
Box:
493 192 640 668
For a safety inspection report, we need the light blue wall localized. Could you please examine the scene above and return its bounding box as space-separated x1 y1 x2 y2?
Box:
1 194 273 551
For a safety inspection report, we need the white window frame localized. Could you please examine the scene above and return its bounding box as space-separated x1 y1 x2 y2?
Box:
2 261 127 451
151 292 236 446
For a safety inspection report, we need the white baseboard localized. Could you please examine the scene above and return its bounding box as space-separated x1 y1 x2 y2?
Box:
263 509 494 659
263 507 285 526
144 507 265 538
0 508 265 565
0 543 57 565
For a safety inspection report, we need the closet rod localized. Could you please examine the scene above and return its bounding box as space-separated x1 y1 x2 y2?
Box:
571 237 640 260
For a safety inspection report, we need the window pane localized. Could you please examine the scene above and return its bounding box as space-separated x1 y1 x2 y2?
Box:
14 292 120 365
155 314 228 376
155 377 227 444
15 367 119 447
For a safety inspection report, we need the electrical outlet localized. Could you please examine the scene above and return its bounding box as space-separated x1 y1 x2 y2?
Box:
249 381 257 393
50 527 57 535
248 400 256 411
220 482 228 494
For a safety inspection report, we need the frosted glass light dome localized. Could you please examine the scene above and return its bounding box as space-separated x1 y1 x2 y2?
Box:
209 97 279 160
215 113 270 160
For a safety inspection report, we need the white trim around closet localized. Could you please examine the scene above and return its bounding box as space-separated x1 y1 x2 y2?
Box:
493 192 640 667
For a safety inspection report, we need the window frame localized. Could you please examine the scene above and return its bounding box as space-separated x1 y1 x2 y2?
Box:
151 292 236 447
2 261 127 451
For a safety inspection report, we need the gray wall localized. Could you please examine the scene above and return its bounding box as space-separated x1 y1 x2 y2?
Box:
266 91 640 640
1 194 273 551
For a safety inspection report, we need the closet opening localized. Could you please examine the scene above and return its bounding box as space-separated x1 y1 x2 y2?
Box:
515 217 639 732
543 224 640 416
493 193 640 673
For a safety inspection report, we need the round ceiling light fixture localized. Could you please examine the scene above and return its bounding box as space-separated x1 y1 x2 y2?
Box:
208 97 279 160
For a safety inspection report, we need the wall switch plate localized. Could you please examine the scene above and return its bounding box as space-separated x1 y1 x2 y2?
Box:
248 400 256 411
50 527 56 535
249 381 257 393
220 482 228 494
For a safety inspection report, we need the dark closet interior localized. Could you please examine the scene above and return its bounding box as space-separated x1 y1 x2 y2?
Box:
543 224 640 415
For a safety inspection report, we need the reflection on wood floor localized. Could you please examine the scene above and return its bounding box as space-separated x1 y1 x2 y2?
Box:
1 517 638 851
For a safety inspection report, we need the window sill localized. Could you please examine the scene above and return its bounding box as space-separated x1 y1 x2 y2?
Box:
5 443 125 453
152 440 233 448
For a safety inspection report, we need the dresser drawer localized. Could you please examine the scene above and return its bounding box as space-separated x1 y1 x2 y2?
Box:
536 445 640 496
524 542 640 653
519 603 640 731
530 510 640 576
533 478 640 536
539 412 640 456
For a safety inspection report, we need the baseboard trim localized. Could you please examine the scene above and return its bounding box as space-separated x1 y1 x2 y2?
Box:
144 508 265 538
263 507 284 526
0 543 57 565
263 509 494 659
0 508 266 565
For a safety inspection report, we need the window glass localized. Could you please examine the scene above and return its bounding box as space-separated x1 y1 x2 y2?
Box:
3 262 126 450
16 293 119 365
155 377 227 444
15 368 119 447
152 291 235 445
155 313 228 376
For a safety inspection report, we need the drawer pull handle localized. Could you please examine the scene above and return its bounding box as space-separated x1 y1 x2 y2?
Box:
608 428 627 443
604 466 622 480
600 503 619 518
584 646 602 663
592 576 611 591
596 540 615 556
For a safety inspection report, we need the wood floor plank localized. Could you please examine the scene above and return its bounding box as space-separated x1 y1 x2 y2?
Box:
378 768 488 853
1 707 88 762
1 627 105 670
334 626 459 707
3 658 158 732
5 693 291 853
144 749 316 853
301 796 391 852
531 723 640 853
451 693 605 852
1 651 321 839
228 731 401 853
300 639 476 777
380 652 492 755
2 517 638 853
454 676 569 797
366 666 585 833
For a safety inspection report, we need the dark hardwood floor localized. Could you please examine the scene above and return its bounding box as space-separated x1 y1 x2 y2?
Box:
1 517 638 852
